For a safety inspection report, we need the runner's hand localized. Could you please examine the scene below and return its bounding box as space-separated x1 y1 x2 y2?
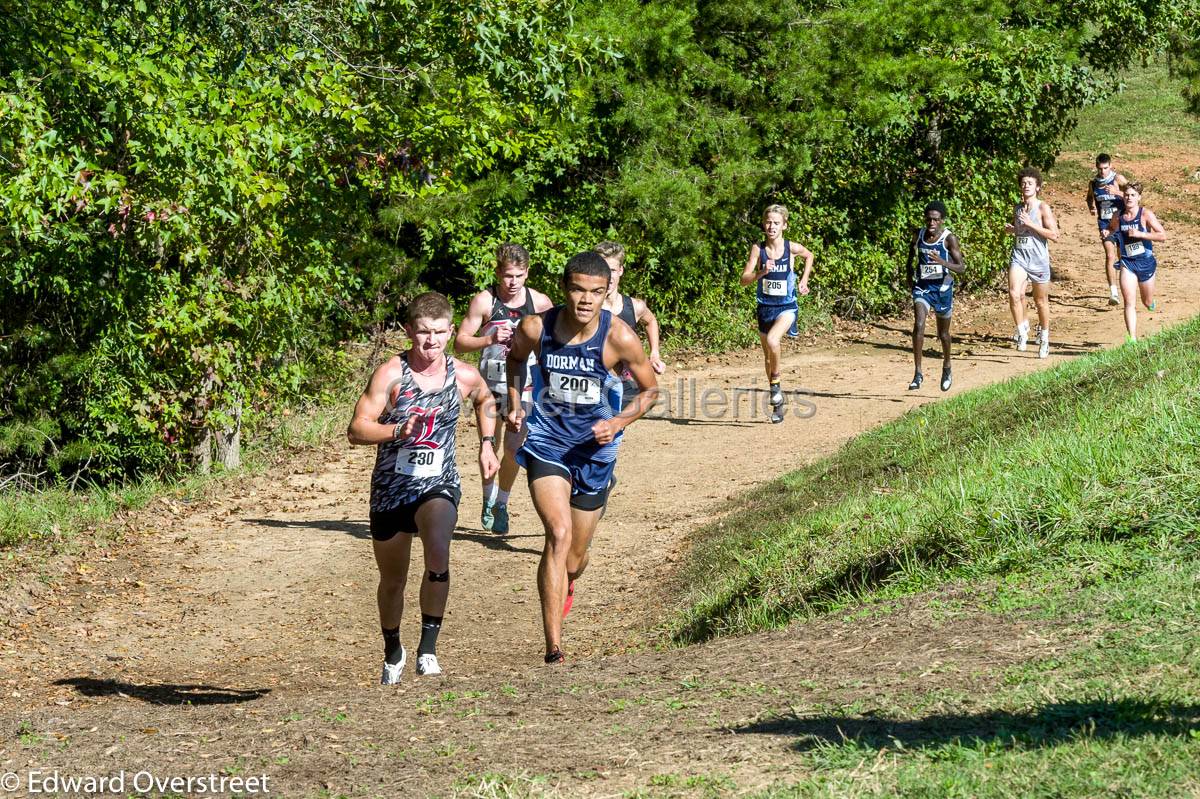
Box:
491 325 513 346
479 442 500 480
798 278 810 295
650 354 666 374
506 404 525 434
592 418 622 445
395 414 421 442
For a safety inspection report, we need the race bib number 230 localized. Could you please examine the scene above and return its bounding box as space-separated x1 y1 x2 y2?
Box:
395 447 444 478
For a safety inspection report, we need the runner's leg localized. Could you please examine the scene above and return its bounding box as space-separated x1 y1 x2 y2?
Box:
1007 266 1028 333
529 474 575 656
1120 266 1139 339
912 301 929 377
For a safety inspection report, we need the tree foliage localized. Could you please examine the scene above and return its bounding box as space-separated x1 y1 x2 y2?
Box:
1 0 1195 484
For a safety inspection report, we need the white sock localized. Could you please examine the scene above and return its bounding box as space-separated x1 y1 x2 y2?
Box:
483 481 497 504
1018 320 1029 334
496 489 510 507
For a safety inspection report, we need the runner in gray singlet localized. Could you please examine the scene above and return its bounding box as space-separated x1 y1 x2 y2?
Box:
1005 167 1059 359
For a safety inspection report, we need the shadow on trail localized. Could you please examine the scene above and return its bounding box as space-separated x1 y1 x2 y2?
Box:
55 678 270 706
732 697 1200 752
244 517 371 539
453 528 542 555
640 416 760 427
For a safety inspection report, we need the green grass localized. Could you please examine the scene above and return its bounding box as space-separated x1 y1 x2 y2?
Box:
670 314 1200 644
665 312 1200 796
1065 61 1200 152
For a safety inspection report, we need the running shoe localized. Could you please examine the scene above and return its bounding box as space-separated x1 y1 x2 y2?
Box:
1014 325 1028 352
415 653 442 676
1147 301 1158 312
770 406 785 424
908 372 923 391
563 580 575 617
380 644 407 685
1037 329 1049 359
544 648 565 665
940 367 952 392
1109 285 1120 306
480 501 495 531
492 504 509 535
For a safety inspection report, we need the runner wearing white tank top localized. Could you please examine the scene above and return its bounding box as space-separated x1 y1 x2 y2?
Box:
1004 167 1059 358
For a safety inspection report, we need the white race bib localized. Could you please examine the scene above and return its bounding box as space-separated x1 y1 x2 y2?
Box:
483 358 507 384
1100 206 1115 220
548 371 601 405
918 261 943 280
1124 240 1145 257
395 446 444 478
1016 235 1034 249
762 279 788 296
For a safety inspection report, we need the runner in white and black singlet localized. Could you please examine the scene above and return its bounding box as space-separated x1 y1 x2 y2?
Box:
505 252 659 665
455 243 553 535
348 292 499 684
596 241 666 410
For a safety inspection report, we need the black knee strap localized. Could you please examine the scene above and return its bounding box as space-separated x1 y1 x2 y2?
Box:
428 569 449 583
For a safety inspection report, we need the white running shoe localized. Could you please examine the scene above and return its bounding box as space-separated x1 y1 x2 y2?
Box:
380 644 407 685
1037 329 1049 359
416 653 442 676
1014 324 1028 352
1109 285 1120 306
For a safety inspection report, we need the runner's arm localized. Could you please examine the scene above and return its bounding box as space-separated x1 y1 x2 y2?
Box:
632 297 666 374
453 292 496 354
458 360 500 479
1085 180 1096 214
530 288 555 313
1128 208 1167 243
792 241 815 295
1037 203 1060 242
593 322 658 444
740 244 768 285
347 360 408 445
504 315 541 431
945 233 965 275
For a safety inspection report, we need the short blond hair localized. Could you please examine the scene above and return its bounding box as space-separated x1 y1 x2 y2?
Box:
762 204 789 223
594 241 626 267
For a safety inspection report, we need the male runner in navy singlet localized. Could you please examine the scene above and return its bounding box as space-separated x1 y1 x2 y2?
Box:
504 252 659 664
347 292 500 684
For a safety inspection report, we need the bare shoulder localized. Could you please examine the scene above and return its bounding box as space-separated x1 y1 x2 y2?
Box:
530 287 554 311
453 358 484 393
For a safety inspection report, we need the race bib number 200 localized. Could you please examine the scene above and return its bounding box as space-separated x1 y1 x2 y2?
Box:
548 372 601 405
395 447 444 478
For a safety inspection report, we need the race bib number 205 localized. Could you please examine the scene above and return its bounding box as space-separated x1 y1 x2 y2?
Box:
762 279 788 296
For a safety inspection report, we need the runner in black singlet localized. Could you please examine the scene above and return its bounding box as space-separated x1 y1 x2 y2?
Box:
348 292 499 684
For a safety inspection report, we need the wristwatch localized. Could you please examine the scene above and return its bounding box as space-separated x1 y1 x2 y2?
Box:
481 435 496 445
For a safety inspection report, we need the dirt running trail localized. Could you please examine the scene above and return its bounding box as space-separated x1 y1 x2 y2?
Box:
3 148 1200 797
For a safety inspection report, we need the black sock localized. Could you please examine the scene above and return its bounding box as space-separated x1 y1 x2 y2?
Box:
382 627 403 664
418 614 442 656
